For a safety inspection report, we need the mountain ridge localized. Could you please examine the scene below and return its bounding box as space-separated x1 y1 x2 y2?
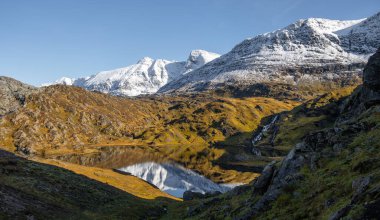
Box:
159 12 380 93
44 49 220 96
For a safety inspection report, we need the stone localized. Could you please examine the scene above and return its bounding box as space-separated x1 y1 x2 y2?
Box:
363 47 380 90
252 161 276 194
352 176 371 198
0 77 36 116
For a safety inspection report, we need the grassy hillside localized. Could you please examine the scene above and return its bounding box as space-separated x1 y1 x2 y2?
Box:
255 86 356 153
0 85 298 183
160 85 380 219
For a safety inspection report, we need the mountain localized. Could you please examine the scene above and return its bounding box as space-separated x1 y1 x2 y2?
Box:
44 50 220 96
159 12 380 93
169 48 380 220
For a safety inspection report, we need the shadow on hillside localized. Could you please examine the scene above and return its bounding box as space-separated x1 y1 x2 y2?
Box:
0 149 179 219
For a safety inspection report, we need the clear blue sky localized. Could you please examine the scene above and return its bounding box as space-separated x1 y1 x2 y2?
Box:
1 0 379 86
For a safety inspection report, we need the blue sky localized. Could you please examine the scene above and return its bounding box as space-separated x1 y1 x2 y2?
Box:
1 0 379 86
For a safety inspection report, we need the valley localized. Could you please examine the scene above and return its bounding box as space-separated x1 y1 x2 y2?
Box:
1 7 379 220
0 82 299 184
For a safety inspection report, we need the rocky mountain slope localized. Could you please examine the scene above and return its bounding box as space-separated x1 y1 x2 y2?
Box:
160 12 380 93
44 50 220 96
167 48 380 220
0 76 36 116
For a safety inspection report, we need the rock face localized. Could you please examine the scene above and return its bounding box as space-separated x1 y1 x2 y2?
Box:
160 12 380 93
44 50 220 96
0 76 36 116
340 47 380 118
363 47 380 90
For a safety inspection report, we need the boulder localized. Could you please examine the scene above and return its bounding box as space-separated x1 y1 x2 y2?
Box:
352 176 371 199
0 77 36 116
363 47 380 90
251 161 276 194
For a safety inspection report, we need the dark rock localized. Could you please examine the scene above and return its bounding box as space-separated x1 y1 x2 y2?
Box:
255 105 263 111
251 161 276 194
183 191 206 201
352 176 371 199
363 47 380 90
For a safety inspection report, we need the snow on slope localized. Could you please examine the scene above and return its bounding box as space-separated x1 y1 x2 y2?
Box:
44 50 219 96
119 162 234 198
159 12 380 93
183 50 221 74
41 77 76 87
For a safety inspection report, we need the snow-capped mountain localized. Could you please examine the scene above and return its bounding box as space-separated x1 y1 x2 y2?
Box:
119 162 234 198
159 12 380 93
44 50 219 96
42 77 76 87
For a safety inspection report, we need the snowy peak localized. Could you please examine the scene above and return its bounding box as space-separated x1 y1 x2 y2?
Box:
231 17 365 59
159 12 380 93
137 56 155 64
184 50 220 73
290 17 363 33
337 12 380 54
41 77 75 87
44 49 219 96
77 58 179 96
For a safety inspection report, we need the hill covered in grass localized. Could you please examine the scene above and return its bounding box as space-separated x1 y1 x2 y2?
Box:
0 85 298 183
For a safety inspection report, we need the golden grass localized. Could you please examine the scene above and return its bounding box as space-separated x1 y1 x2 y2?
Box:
0 85 299 184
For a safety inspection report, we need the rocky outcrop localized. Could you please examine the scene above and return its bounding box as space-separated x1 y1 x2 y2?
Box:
0 76 36 116
363 47 380 90
339 47 380 120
